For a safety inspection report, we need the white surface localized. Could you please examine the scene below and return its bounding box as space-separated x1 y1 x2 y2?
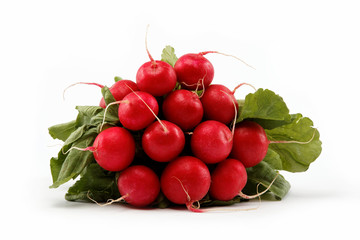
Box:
1 0 359 239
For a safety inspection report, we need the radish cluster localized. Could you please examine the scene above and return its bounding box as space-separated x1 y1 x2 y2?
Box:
68 46 278 213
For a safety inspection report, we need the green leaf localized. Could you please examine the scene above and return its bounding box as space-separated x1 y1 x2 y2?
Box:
65 163 120 202
114 76 122 82
243 161 291 200
48 120 76 141
265 113 322 172
237 88 291 124
50 127 98 188
101 86 119 120
161 45 178 67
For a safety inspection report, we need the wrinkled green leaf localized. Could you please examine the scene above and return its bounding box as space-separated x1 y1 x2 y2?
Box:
50 127 98 188
244 161 291 200
48 120 76 141
265 113 322 172
238 88 291 123
161 45 178 67
65 163 120 202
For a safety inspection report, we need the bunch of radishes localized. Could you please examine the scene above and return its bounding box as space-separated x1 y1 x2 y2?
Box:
50 30 322 211
63 44 282 212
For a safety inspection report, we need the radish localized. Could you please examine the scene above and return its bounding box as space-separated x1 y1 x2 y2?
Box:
117 165 160 207
136 26 177 96
142 120 185 162
118 91 159 131
209 158 247 201
160 156 211 212
162 89 203 131
231 121 268 168
191 120 233 164
174 51 254 90
99 80 138 108
69 127 136 172
174 53 214 90
209 158 278 201
231 121 316 168
200 84 238 125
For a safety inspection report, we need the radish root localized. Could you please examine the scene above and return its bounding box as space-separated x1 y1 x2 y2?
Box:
220 90 238 138
238 172 280 199
172 176 204 213
145 24 156 66
62 146 96 155
87 190 128 206
63 82 104 101
199 51 256 70
232 82 257 95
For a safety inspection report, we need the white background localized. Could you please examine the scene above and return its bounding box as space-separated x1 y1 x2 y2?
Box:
1 0 359 239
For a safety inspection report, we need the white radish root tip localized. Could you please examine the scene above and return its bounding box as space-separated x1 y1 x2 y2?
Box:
145 24 156 66
62 82 104 101
199 51 256 70
87 190 128 206
100 100 129 132
62 146 96 155
219 90 238 138
232 82 257 95
238 172 280 199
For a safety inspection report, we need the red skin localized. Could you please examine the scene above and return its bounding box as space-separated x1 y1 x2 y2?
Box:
174 53 214 90
191 120 233 164
162 89 203 131
136 60 177 97
201 84 239 125
209 159 247 201
99 80 138 108
118 91 159 131
231 121 269 168
117 165 160 207
142 120 185 162
92 127 135 172
160 156 211 205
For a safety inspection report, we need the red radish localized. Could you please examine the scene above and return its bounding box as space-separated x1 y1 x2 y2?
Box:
191 120 233 164
162 89 204 131
231 121 317 168
136 61 177 96
201 84 238 125
99 80 138 108
231 121 269 168
74 127 135 172
209 158 247 201
174 53 214 90
209 158 279 201
117 165 160 207
160 156 211 212
118 91 159 131
142 120 185 162
201 83 256 125
136 26 177 96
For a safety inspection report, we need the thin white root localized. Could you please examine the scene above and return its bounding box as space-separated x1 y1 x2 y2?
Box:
62 82 104 101
100 100 128 132
239 172 280 199
220 90 238 137
62 146 95 155
87 191 129 206
200 51 256 70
